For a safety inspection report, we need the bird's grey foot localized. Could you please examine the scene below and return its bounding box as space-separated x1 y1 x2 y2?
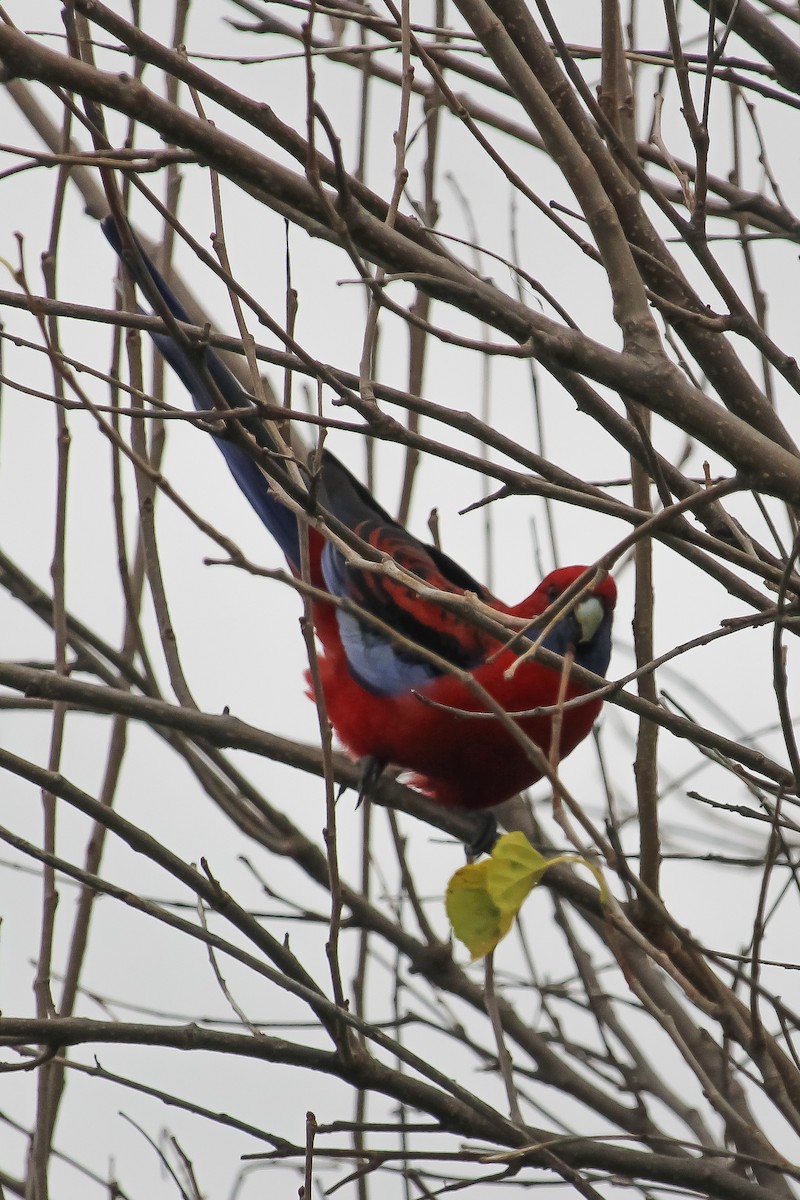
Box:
356 756 386 807
466 811 498 859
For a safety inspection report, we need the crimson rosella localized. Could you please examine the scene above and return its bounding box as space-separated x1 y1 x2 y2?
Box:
105 218 616 830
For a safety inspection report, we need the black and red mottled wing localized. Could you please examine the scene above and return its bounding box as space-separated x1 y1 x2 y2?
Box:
317 452 501 695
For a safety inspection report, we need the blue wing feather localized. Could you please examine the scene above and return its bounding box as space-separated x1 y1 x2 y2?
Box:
320 539 441 695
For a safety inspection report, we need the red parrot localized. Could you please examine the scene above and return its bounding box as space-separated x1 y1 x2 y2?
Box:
105 219 616 825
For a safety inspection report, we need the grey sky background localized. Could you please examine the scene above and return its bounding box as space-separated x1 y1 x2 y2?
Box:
2 1 800 1196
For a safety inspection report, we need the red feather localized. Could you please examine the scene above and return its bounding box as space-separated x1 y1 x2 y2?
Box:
310 565 616 810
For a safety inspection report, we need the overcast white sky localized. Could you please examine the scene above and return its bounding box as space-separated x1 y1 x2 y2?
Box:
3 2 800 1197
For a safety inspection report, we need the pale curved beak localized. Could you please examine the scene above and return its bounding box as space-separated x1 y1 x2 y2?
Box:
575 596 605 644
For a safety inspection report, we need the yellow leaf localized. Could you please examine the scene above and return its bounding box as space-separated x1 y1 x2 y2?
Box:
486 831 552 914
445 833 609 961
445 859 514 961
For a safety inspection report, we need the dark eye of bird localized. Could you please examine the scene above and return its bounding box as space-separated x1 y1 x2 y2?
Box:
547 585 559 603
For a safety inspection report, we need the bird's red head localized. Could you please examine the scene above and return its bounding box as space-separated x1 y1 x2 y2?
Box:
512 565 616 679
520 565 617 617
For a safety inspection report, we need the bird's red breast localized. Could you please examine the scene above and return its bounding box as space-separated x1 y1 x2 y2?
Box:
311 567 616 810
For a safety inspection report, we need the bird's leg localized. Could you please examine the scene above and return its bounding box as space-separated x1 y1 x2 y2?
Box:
355 756 386 807
335 757 387 805
466 811 498 860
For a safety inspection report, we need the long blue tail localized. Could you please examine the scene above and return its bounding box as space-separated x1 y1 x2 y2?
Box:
104 217 507 698
103 217 302 568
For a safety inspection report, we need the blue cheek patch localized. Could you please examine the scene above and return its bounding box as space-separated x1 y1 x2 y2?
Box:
577 620 612 677
541 611 612 677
